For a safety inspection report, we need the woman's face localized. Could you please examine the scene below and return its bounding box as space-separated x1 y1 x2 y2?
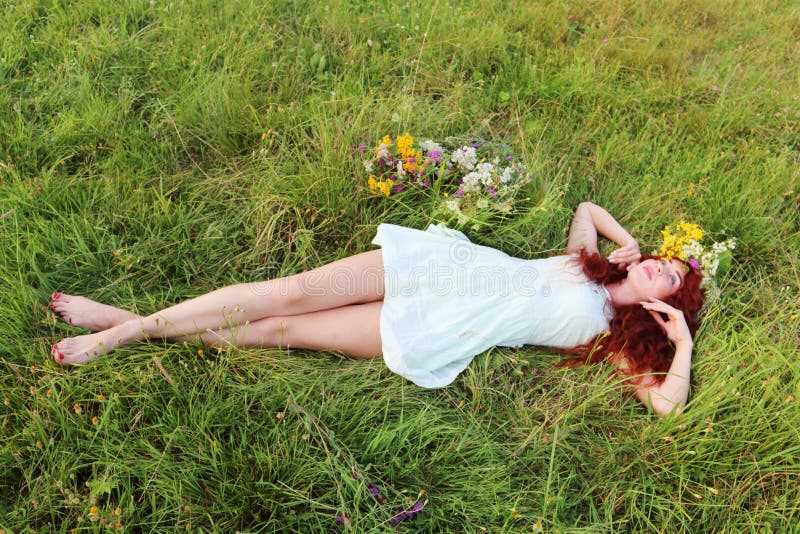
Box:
626 258 686 300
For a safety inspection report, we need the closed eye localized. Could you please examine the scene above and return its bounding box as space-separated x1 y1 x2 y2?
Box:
662 260 677 286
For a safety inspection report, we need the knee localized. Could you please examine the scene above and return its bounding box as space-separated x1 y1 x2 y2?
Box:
258 316 292 347
245 279 306 310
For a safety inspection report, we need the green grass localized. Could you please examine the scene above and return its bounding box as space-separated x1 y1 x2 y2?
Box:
1 0 798 531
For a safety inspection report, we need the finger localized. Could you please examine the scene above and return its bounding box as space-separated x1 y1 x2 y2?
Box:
641 301 676 317
647 297 680 312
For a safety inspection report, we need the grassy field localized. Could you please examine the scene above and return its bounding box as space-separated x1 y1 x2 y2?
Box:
1 0 798 531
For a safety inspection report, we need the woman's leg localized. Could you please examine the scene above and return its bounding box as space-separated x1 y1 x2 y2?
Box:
50 294 383 359
53 250 385 364
198 301 383 359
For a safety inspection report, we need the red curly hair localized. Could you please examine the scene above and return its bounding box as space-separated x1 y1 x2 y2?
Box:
560 249 705 385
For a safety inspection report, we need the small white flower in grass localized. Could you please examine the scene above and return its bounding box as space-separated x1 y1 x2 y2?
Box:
451 145 477 169
445 199 461 213
420 139 443 153
363 160 373 173
476 162 494 185
461 171 480 192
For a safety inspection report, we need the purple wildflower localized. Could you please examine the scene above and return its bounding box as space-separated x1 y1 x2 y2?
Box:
487 187 497 198
391 512 408 525
368 485 380 495
689 257 701 271
505 155 513 161
471 141 479 148
408 157 415 164
391 501 425 524
429 150 441 162
422 178 430 187
455 187 465 197
389 174 396 181
393 184 405 193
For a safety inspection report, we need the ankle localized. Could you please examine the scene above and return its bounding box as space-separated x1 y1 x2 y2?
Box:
112 319 146 346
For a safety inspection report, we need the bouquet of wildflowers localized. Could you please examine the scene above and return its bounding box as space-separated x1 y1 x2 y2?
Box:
357 133 531 224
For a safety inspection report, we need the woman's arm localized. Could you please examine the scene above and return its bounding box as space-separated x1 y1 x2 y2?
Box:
631 298 695 416
566 202 641 267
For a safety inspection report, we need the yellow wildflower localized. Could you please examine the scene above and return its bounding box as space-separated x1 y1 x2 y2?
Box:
377 135 392 148
396 132 414 159
678 221 703 241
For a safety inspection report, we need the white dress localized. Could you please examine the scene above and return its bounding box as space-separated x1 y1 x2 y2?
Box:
372 223 613 388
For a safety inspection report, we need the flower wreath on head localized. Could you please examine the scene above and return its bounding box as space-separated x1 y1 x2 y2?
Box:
658 221 736 288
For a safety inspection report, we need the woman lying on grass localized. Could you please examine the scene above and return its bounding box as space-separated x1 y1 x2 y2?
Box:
50 202 703 416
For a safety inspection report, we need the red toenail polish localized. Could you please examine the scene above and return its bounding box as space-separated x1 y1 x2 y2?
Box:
59 354 65 360
53 293 61 300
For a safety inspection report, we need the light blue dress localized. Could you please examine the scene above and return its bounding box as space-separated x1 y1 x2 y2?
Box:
372 223 613 388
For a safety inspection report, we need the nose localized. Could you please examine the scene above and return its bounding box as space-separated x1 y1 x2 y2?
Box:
655 261 663 275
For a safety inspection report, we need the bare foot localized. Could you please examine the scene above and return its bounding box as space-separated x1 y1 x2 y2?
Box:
53 324 132 365
50 293 138 332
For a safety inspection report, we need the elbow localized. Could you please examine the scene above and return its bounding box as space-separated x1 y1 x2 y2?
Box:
651 399 685 417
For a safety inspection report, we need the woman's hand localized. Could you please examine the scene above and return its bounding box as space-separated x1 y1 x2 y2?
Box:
640 297 693 348
608 239 641 269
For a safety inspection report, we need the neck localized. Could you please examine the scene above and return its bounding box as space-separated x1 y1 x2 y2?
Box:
605 279 640 307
